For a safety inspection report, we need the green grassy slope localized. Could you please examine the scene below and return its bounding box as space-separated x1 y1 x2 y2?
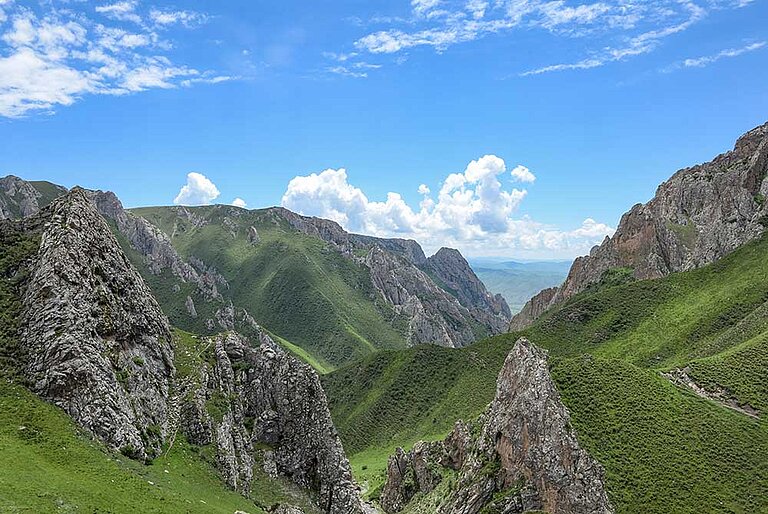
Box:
0 380 278 513
129 205 410 370
552 356 767 514
324 234 768 511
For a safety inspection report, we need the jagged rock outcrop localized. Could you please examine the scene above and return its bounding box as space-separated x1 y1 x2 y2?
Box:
380 442 447 512
426 247 511 330
89 191 231 306
381 338 613 514
181 331 364 513
19 188 175 460
0 175 67 219
512 121 768 330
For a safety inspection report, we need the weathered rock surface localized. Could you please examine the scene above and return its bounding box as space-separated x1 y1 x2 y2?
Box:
365 246 478 348
381 338 613 514
512 121 768 330
0 175 67 219
19 188 175 460
88 191 231 304
181 331 364 513
426 247 511 331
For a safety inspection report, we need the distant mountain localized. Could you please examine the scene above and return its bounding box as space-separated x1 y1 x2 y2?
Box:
0 175 67 218
469 259 570 313
512 121 768 329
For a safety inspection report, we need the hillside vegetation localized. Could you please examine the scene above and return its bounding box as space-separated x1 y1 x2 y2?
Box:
131 206 410 370
323 233 768 511
0 379 316 513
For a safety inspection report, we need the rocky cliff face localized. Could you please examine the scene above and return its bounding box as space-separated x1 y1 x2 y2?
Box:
512 122 768 330
380 338 613 514
426 247 511 331
90 193 260 335
508 287 558 332
19 188 175 460
179 331 364 513
88 191 201 284
364 246 479 348
0 175 67 219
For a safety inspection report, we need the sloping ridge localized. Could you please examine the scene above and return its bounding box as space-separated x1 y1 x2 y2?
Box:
512 121 768 330
277 207 511 347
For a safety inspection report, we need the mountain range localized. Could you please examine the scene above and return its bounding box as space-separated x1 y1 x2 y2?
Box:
469 259 571 314
0 121 766 513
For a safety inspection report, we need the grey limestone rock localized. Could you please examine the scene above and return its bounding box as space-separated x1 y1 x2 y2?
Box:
181 331 364 514
0 175 67 219
20 188 175 460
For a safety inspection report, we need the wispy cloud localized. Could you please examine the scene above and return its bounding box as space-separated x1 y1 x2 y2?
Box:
95 1 142 24
149 8 209 28
683 41 766 67
341 0 756 77
327 65 370 78
0 2 228 117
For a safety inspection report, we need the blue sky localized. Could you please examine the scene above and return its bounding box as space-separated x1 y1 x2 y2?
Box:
0 0 767 258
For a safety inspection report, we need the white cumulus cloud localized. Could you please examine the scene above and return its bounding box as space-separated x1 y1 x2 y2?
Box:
511 165 536 183
281 155 614 258
173 172 221 206
232 198 247 208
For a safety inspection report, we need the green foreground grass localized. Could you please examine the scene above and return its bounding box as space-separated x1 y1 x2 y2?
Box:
0 380 264 514
326 234 768 513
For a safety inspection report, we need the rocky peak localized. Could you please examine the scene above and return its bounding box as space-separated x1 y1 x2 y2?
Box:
19 187 175 460
512 121 768 330
352 235 428 266
0 175 67 220
426 247 511 322
380 338 613 514
180 331 364 513
364 245 477 348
